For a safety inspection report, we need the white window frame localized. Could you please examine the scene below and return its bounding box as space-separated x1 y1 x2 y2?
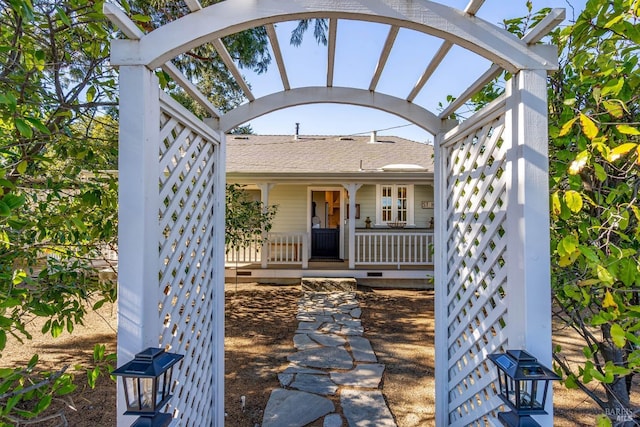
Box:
375 184 415 226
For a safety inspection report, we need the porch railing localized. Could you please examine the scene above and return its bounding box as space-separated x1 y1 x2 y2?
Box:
225 240 261 264
224 232 308 268
225 230 433 268
355 230 434 267
265 232 308 268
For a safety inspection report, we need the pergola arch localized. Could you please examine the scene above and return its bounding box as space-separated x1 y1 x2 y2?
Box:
219 86 440 134
106 1 563 426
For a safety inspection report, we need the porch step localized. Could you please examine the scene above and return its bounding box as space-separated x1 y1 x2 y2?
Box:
302 277 357 292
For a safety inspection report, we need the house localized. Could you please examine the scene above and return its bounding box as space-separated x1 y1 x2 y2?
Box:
225 131 435 288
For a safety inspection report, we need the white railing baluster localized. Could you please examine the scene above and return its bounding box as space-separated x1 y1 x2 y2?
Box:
354 230 434 267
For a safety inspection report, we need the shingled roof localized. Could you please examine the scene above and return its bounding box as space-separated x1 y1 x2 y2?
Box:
226 134 434 174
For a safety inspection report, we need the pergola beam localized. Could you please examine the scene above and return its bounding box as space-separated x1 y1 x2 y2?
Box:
162 62 222 119
104 3 221 119
406 0 485 102
406 41 452 102
327 18 338 87
104 2 144 39
369 25 399 92
266 24 291 91
211 38 256 102
438 8 565 119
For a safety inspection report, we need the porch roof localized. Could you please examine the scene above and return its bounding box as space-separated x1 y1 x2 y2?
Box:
226 134 434 177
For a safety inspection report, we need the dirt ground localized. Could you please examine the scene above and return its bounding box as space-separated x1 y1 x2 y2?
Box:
2 282 622 426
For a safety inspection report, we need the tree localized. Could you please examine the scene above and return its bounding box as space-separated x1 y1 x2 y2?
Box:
451 1 639 423
545 1 639 425
225 183 277 259
0 0 274 421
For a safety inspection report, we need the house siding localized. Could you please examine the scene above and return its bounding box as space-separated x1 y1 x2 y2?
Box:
354 185 376 228
414 184 435 228
269 185 308 233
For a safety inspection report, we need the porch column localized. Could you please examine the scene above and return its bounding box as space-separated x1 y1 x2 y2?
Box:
505 69 553 425
343 183 362 269
258 183 275 268
117 65 160 427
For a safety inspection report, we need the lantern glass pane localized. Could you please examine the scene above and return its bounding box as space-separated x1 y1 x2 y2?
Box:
156 369 168 404
519 379 544 410
519 380 543 409
140 377 155 410
124 377 138 410
507 377 517 408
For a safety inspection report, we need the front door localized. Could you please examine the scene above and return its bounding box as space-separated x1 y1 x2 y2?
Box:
310 190 341 259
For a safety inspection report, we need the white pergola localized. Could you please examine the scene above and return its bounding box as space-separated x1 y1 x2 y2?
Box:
105 1 564 425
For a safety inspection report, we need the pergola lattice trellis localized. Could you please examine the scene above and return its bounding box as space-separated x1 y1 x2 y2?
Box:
105 1 563 425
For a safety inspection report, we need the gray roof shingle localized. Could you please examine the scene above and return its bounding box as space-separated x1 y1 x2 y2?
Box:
226 134 434 174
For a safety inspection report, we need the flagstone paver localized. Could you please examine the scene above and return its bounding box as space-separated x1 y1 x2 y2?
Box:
262 388 334 427
262 288 398 427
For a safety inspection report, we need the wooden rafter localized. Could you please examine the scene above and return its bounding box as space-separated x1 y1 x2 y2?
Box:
369 25 399 92
103 3 221 119
266 24 290 91
327 18 338 88
438 8 565 119
211 38 256 102
406 0 486 102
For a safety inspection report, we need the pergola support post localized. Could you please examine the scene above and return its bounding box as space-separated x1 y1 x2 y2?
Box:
116 65 161 426
434 118 457 427
212 132 226 427
505 68 554 425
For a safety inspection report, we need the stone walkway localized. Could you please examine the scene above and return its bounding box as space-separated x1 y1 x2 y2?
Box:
262 290 397 427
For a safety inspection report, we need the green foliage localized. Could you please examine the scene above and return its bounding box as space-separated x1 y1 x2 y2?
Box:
0 355 76 425
468 1 639 422
545 0 640 423
225 184 277 252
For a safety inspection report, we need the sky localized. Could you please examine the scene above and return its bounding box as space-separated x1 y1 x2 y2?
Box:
234 0 587 143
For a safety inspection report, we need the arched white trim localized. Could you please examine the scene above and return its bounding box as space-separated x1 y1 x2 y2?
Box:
109 0 558 74
219 86 441 134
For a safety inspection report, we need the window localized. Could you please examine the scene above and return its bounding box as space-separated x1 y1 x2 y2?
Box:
376 184 414 226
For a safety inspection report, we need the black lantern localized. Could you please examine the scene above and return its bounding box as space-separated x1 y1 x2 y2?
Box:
112 347 184 427
487 350 560 427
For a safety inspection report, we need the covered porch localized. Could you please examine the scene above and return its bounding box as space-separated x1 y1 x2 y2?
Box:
225 229 434 287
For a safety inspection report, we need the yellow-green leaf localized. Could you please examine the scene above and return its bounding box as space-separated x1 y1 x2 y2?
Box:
558 250 580 267
580 113 598 140
551 191 561 215
568 150 589 175
608 143 638 162
616 124 640 135
564 190 583 213
16 160 27 175
603 290 617 308
602 100 625 118
601 78 624 97
596 413 612 427
597 264 614 285
558 117 578 137
610 324 626 348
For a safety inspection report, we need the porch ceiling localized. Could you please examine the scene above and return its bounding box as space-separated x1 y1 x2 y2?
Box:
104 0 564 136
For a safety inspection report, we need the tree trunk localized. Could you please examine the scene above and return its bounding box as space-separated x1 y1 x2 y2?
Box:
601 325 636 426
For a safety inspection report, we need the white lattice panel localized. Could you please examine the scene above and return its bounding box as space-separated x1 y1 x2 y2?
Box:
158 94 219 426
443 109 509 426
